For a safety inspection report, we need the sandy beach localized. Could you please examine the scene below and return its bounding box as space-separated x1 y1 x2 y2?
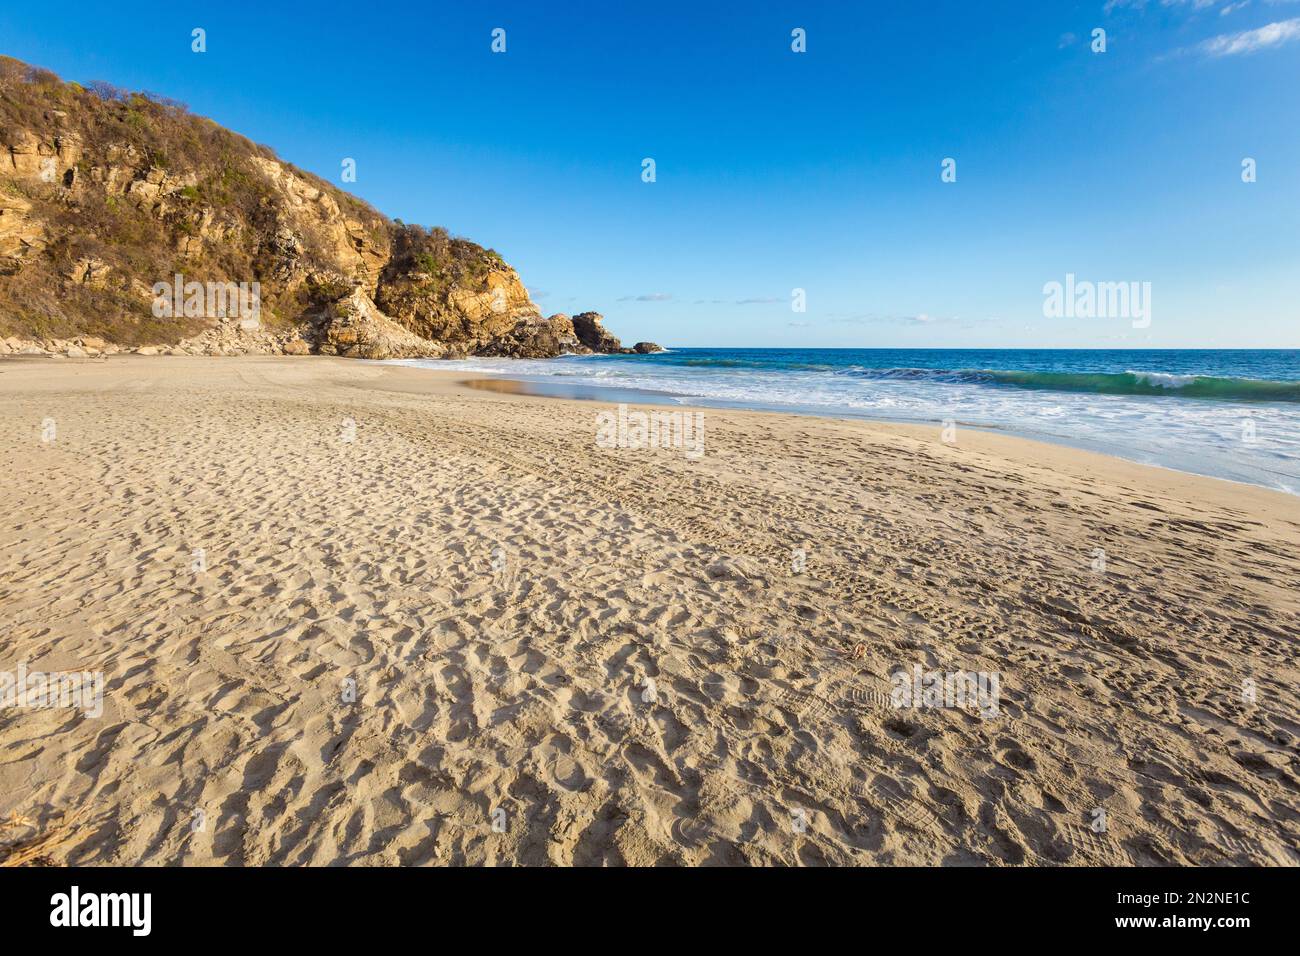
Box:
1 355 1297 866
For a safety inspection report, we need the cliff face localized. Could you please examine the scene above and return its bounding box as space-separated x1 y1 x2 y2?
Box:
0 57 652 359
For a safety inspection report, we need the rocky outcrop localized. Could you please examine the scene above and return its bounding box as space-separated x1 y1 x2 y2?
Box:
545 313 582 351
0 193 44 269
568 313 665 355
314 289 443 360
0 57 658 358
477 313 591 358
248 156 389 288
374 255 538 350
572 312 624 353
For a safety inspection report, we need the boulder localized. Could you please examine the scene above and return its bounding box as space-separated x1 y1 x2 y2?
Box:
632 342 664 354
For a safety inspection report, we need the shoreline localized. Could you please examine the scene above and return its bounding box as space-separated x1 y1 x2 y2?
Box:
406 356 1300 498
6 351 1298 503
7 347 1297 494
460 371 1300 501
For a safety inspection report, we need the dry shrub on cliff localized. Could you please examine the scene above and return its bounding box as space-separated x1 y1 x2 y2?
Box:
0 58 359 340
0 55 520 347
385 224 500 293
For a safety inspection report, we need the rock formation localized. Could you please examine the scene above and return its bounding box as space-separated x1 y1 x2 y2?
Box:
0 57 657 359
572 312 623 352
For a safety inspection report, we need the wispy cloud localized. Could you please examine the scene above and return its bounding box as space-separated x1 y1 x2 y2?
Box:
1111 0 1295 16
1198 16 1300 53
1105 0 1217 12
827 312 953 326
617 292 672 302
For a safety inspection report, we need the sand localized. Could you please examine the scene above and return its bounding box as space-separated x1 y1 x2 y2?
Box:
0 355 1297 866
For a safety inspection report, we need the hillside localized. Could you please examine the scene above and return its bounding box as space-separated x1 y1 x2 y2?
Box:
0 56 651 358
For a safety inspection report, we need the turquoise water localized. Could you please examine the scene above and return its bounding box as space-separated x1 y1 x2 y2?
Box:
393 349 1300 494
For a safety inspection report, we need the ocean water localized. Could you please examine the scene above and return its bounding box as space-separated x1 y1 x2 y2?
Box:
390 348 1300 494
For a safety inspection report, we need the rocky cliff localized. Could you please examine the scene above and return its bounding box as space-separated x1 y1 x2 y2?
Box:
0 56 661 359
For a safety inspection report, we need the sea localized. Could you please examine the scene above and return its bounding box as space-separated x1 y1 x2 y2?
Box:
389 348 1300 495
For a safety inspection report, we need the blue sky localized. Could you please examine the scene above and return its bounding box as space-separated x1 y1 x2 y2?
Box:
3 0 1298 348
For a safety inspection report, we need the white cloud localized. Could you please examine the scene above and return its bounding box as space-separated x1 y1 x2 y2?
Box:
1106 0 1220 11
617 292 672 302
825 311 953 326
1107 0 1216 10
1199 16 1300 53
